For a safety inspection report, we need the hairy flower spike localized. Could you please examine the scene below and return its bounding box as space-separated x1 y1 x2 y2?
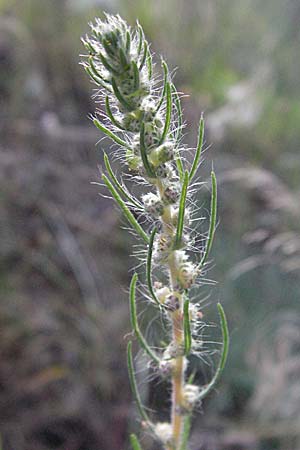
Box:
82 13 229 450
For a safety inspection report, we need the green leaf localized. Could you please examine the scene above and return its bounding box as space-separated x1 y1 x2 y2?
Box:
89 57 110 84
183 298 192 355
130 434 143 450
119 47 129 68
111 77 135 111
136 22 144 56
155 60 168 113
179 414 192 450
159 81 172 145
105 96 125 130
187 371 196 384
189 114 204 181
82 38 96 55
171 83 183 144
93 118 130 149
198 171 217 270
198 303 229 400
99 52 120 76
102 38 116 58
171 83 184 180
85 67 109 90
126 30 131 53
127 341 151 423
132 60 140 90
103 153 141 209
146 227 161 306
139 41 148 70
130 274 160 363
175 171 189 248
146 46 152 80
140 122 156 178
102 174 149 243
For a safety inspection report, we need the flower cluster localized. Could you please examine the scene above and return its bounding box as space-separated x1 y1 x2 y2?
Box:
82 13 228 450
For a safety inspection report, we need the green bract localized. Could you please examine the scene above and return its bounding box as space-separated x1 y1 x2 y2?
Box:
82 13 229 450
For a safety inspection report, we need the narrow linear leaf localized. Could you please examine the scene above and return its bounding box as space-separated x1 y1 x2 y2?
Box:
119 47 129 68
94 118 130 149
198 303 229 400
130 274 160 363
85 67 109 90
102 174 149 243
127 341 151 424
217 304 229 372
198 171 217 270
159 81 172 145
179 414 192 450
111 77 135 111
103 153 141 209
171 83 183 143
187 371 196 384
105 96 125 130
155 60 168 113
139 41 148 70
189 114 204 181
136 22 144 56
171 84 184 180
126 30 131 53
82 38 96 54
99 52 120 76
130 434 143 450
89 57 110 84
146 46 152 80
183 299 192 355
146 228 161 306
175 171 189 248
102 38 115 57
140 122 156 178
132 60 140 90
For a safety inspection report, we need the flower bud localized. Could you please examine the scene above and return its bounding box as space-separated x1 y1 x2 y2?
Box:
122 111 140 132
182 384 200 411
158 359 174 378
125 149 141 171
155 285 171 303
148 142 174 167
164 294 180 312
154 233 172 261
144 123 161 151
155 164 169 178
142 100 159 122
176 251 196 289
178 262 196 289
154 423 173 445
142 193 164 218
163 184 180 204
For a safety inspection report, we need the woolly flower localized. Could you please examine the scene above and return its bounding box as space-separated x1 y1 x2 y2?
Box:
176 250 197 289
182 384 201 411
142 192 164 218
155 285 171 303
154 422 173 444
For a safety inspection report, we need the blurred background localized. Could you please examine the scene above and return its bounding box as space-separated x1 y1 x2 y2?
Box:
1 0 300 449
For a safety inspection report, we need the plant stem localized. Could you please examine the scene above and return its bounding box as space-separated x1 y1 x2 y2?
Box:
157 179 185 449
169 255 184 449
